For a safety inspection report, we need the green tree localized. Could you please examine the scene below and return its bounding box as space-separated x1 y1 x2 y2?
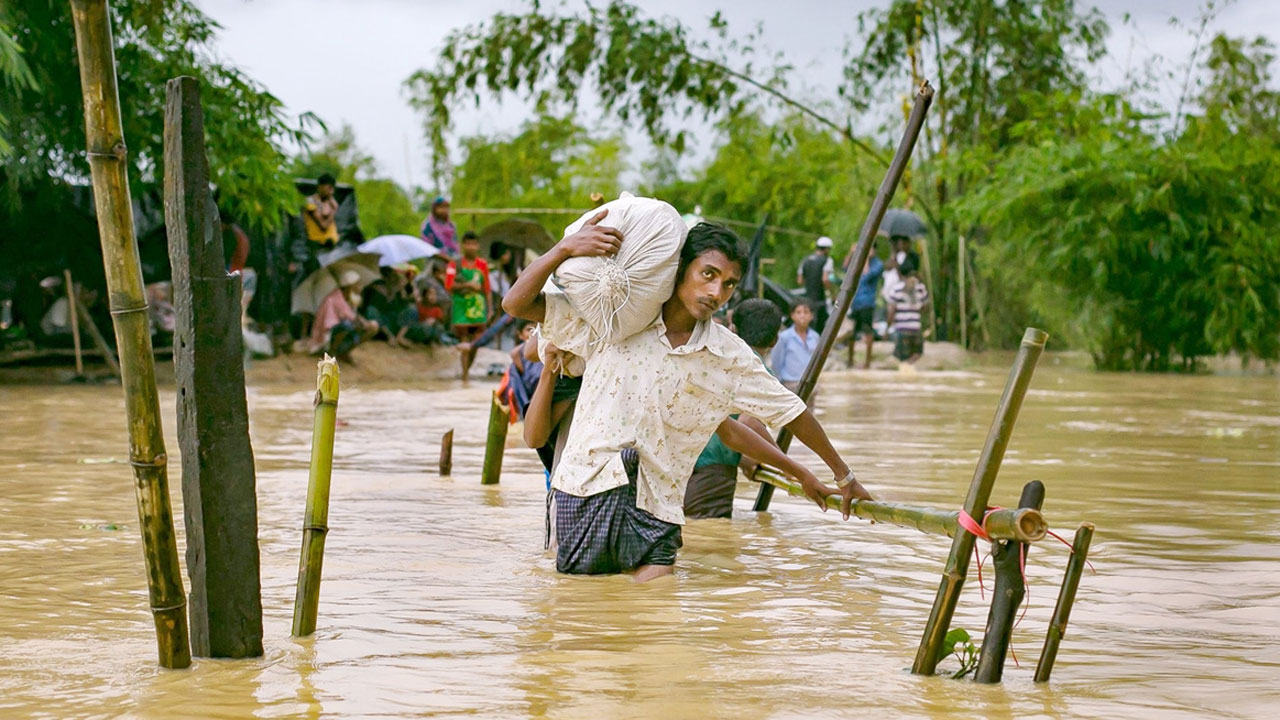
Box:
0 0 317 230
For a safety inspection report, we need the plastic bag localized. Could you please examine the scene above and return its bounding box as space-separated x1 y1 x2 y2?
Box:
553 192 687 345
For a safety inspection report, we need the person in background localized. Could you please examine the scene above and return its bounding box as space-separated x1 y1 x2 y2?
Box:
684 298 784 520
796 236 835 333
881 235 920 302
445 231 492 380
309 269 378 364
421 196 459 257
772 299 820 394
847 240 884 370
887 260 930 365
488 241 516 305
304 173 340 249
363 268 418 348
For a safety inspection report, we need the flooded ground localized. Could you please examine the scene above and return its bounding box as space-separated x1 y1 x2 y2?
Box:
1 360 1277 719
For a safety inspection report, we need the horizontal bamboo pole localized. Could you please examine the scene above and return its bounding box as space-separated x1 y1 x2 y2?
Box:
1034 522 1095 683
752 467 1046 543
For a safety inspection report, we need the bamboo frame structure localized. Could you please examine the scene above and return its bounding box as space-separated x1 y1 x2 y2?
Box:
752 467 1046 543
70 0 190 669
974 480 1045 683
911 327 1048 675
1034 523 1095 683
63 270 84 376
481 392 508 485
292 356 340 637
73 294 121 378
754 81 934 511
439 429 454 476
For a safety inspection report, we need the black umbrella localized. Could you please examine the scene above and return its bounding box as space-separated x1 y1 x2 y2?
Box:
877 208 928 238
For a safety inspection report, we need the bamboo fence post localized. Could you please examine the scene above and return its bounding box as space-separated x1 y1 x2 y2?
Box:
74 297 121 378
911 327 1048 676
974 480 1045 683
481 392 508 485
439 429 454 476
754 81 934 512
917 236 938 339
69 0 190 668
958 235 967 349
752 466 1046 543
63 270 84 376
1034 523 1095 683
965 248 992 349
292 356 340 637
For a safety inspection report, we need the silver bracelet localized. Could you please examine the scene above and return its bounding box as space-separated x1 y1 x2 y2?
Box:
836 470 857 489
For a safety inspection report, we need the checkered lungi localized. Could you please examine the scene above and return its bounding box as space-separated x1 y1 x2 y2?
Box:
553 448 683 574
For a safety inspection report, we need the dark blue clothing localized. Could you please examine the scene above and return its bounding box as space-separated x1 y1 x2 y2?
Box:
852 256 884 310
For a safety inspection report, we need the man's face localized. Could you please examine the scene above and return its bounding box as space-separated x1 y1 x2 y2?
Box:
433 202 450 221
791 304 813 329
317 183 334 200
675 250 741 322
461 238 479 259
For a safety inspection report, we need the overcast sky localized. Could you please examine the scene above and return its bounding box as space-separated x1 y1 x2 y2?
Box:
199 0 1279 192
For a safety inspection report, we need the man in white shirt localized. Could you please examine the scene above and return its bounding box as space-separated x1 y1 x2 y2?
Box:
503 214 874 581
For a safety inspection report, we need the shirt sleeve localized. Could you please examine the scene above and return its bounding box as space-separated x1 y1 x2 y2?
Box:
733 355 806 428
477 259 492 295
444 262 457 291
540 291 595 360
771 333 789 377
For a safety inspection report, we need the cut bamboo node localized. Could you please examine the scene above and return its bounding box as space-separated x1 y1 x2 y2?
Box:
1021 328 1049 347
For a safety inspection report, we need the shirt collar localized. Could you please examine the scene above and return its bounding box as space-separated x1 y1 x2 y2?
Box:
652 314 733 358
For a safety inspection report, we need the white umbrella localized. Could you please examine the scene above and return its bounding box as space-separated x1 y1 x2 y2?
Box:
358 234 440 266
291 256 382 315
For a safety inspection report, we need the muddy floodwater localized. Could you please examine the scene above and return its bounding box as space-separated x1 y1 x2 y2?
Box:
1 362 1277 719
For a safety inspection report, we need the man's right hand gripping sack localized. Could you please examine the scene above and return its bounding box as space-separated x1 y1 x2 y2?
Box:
553 192 688 345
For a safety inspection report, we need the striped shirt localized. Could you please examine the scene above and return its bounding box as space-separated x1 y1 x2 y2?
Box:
889 281 929 333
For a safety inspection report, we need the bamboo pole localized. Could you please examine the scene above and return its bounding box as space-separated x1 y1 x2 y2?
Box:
1034 522 1095 683
753 466 1046 543
965 246 992 349
958 235 967 349
439 429 454 476
63 270 84 376
754 81 934 512
292 356 340 637
73 297 121 378
70 0 190 669
481 392 508 485
974 480 1045 683
911 327 1048 676
917 236 938 339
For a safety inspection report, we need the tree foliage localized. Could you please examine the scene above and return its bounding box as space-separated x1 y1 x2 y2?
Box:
293 124 421 239
0 0 317 230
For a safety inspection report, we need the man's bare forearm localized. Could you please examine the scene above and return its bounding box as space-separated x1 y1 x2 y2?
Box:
784 409 850 480
715 418 815 485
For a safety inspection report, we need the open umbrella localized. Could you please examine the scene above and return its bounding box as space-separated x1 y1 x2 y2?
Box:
478 218 556 254
877 208 928 238
358 234 439 266
291 255 381 315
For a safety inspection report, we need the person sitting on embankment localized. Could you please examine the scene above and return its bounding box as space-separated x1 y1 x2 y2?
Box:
503 215 874 581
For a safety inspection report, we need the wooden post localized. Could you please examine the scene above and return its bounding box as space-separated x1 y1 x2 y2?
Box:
292 356 340 637
1035 523 1095 683
73 298 121 378
958 235 967 349
164 76 263 659
754 81 934 512
974 480 1045 683
439 429 454 475
63 270 84 376
481 392 508 485
69 0 190 669
911 327 1048 675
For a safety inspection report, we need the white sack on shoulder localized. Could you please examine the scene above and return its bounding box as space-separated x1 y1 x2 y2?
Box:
553 192 687 344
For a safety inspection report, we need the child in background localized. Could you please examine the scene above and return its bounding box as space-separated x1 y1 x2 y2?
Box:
887 260 930 364
771 300 820 393
445 231 492 380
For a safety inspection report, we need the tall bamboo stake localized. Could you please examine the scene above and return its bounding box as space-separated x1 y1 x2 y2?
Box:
974 480 1045 683
63 270 84 376
958 235 967 349
1034 522 1095 683
481 392 508 485
293 356 340 637
754 81 934 512
753 466 1046 543
911 327 1048 676
439 429 454 476
70 0 190 669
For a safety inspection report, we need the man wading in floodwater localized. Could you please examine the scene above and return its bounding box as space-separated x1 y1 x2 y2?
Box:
504 215 875 581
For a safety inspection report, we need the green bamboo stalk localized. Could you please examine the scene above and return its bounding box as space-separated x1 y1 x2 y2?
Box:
753 467 1046 543
912 327 1048 676
481 392 508 485
1034 522 1095 683
69 0 190 669
292 356 340 637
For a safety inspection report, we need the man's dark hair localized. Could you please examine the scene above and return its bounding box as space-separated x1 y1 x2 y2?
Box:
791 298 816 313
513 318 532 334
462 230 479 241
489 240 509 260
678 222 749 281
733 298 783 349
316 173 336 186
